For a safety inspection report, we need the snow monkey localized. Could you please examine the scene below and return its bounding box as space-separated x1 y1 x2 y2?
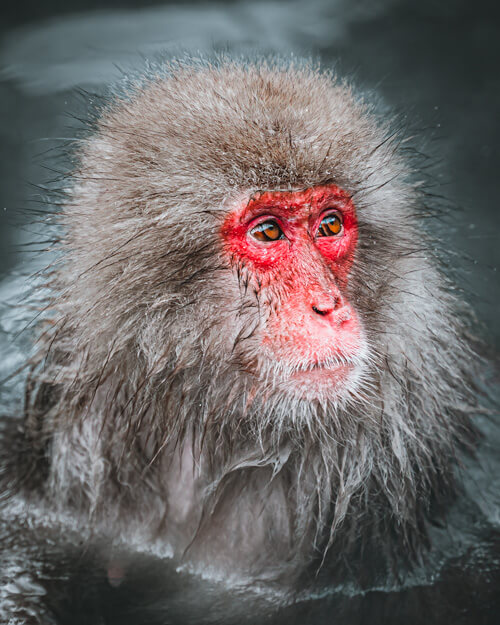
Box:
6 59 479 590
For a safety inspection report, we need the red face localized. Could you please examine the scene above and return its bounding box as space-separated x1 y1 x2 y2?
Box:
221 184 364 397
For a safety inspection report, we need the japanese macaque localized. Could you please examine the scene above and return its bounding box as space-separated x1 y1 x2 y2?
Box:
6 59 479 588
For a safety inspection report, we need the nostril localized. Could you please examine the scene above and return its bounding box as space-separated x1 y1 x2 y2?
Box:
312 293 340 316
312 305 331 316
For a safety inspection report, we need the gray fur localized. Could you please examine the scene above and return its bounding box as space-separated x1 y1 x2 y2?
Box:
17 58 478 586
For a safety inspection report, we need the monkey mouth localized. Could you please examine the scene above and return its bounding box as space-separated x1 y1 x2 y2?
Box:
287 362 355 395
292 362 352 380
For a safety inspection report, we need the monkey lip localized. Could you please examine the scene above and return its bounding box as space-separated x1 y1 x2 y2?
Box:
290 362 353 390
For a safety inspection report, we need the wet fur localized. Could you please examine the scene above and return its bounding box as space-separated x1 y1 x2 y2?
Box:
14 59 479 586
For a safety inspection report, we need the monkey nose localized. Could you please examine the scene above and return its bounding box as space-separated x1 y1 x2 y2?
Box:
311 301 352 327
311 294 340 317
312 304 333 316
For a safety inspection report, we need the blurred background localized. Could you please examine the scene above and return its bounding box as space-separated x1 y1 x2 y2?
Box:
0 0 499 350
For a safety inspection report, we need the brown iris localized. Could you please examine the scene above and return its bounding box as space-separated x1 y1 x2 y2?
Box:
250 220 284 242
317 212 343 237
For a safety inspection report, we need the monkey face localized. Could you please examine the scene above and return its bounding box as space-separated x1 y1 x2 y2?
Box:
221 184 369 400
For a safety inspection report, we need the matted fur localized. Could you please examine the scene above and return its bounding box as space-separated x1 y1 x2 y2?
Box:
19 58 478 586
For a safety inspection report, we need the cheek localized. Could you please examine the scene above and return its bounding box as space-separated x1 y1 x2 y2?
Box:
222 230 357 286
315 219 358 284
234 240 290 274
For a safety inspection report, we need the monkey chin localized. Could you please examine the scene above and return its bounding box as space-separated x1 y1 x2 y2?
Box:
280 362 359 401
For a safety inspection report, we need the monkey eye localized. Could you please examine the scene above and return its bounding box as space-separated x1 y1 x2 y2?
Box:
250 220 285 242
317 211 343 237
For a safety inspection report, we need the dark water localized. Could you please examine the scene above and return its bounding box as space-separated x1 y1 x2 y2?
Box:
0 1 499 623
